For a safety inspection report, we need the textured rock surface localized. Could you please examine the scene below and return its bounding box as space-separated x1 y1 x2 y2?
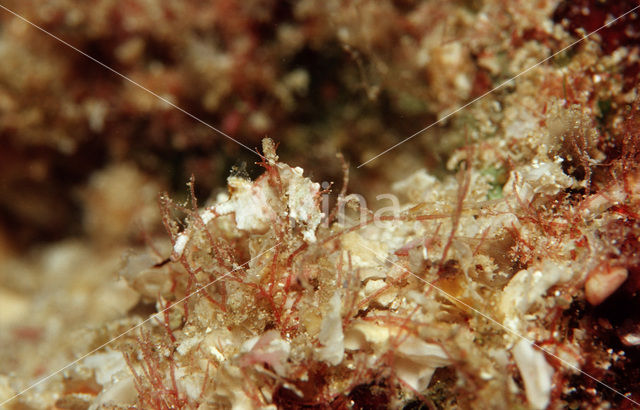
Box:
1 1 640 409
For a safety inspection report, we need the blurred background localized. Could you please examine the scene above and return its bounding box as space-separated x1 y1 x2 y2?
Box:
0 0 557 251
1 0 636 250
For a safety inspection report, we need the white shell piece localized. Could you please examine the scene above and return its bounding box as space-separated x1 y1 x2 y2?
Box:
513 340 554 410
394 335 451 391
317 293 345 365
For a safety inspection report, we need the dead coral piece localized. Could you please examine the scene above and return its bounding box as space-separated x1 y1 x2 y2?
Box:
512 340 554 410
105 138 595 408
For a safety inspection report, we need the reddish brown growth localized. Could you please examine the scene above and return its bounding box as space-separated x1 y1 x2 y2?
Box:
554 0 640 92
553 0 640 55
125 332 194 410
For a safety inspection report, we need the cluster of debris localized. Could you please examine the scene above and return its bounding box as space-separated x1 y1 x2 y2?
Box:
1 0 640 409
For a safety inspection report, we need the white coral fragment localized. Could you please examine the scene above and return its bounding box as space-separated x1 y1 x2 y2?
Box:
500 262 573 330
317 292 345 365
512 340 554 410
209 163 322 242
172 233 190 258
83 351 136 409
83 351 128 386
239 330 291 377
216 176 278 232
280 165 323 243
171 148 324 259
504 159 574 203
344 321 390 350
394 336 451 391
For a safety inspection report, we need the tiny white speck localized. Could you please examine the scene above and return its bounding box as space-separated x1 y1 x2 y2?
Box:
201 209 215 224
173 233 189 257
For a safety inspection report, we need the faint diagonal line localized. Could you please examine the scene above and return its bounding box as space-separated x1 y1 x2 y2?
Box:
356 241 640 407
358 4 640 168
0 3 256 155
0 242 280 407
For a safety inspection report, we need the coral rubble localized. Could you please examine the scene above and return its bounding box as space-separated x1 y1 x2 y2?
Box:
1 0 640 409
